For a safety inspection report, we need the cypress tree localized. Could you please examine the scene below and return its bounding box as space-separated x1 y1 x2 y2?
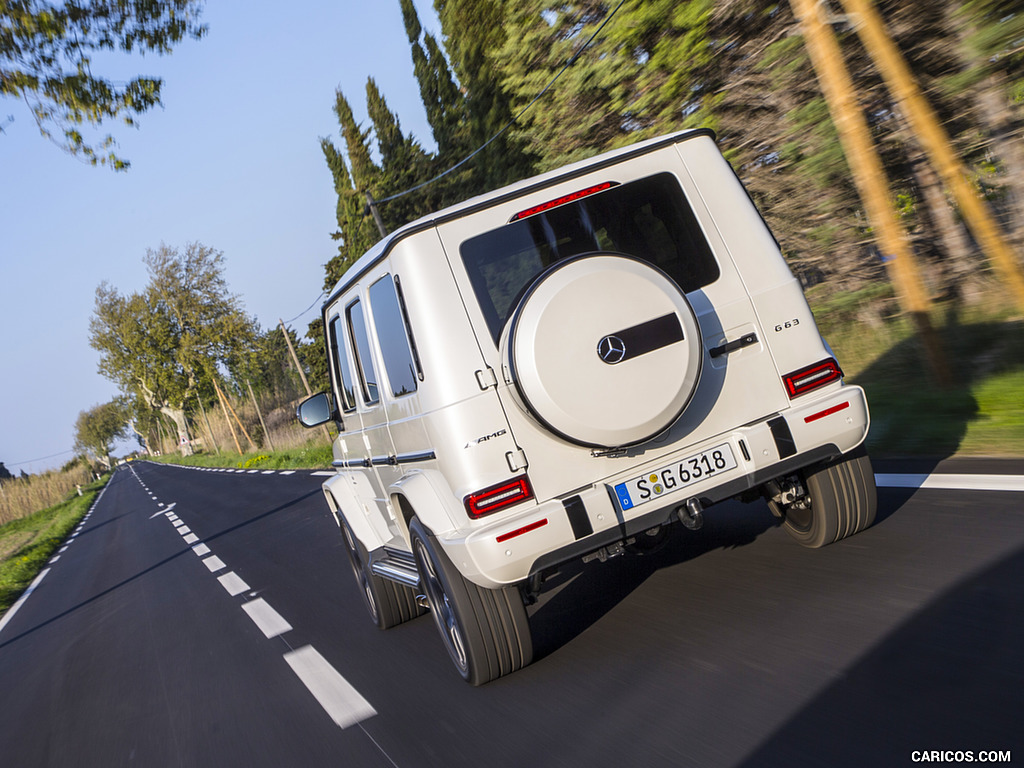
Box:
434 0 536 189
365 77 435 228
400 0 467 159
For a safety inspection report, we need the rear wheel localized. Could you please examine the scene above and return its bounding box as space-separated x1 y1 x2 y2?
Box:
778 446 877 548
409 517 533 685
340 519 424 629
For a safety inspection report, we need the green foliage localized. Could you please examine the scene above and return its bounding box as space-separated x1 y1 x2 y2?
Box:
316 0 1024 311
73 399 129 464
0 1 206 169
89 243 258 444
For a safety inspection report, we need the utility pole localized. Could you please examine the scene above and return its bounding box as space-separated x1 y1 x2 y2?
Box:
247 380 276 453
280 319 312 396
788 0 949 385
213 379 243 454
364 191 388 239
195 392 220 454
839 0 1024 312
279 319 332 441
213 379 257 452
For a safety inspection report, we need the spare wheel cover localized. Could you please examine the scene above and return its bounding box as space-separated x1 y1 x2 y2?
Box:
505 253 702 448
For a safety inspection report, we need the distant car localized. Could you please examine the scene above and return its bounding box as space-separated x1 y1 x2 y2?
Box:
299 129 876 684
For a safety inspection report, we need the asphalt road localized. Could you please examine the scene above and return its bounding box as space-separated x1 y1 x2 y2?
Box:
1 458 1021 767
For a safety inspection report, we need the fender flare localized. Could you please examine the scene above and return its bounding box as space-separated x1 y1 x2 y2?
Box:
322 472 389 552
388 470 461 541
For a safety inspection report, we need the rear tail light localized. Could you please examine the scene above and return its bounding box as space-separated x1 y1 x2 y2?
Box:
783 358 843 398
465 476 534 518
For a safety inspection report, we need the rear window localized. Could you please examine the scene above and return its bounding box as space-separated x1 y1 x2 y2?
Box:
460 172 720 343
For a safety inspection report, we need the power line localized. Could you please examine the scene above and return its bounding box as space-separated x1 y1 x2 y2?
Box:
5 448 76 467
375 0 628 206
281 289 327 326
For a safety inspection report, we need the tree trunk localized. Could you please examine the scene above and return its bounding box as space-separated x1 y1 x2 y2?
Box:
909 149 983 301
129 421 153 456
160 406 193 456
973 76 1024 246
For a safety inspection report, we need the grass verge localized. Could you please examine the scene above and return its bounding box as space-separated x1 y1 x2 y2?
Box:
811 286 1024 457
147 437 334 471
0 475 109 617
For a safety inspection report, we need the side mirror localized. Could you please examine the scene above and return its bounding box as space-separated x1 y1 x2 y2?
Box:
296 392 336 428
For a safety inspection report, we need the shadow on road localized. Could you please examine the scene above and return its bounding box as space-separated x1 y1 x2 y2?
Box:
527 499 780 661
736 541 1024 767
0 487 321 652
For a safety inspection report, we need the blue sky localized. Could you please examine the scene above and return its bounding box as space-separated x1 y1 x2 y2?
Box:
0 1 443 473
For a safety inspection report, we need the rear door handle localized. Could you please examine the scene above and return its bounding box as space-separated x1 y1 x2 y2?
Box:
709 333 758 359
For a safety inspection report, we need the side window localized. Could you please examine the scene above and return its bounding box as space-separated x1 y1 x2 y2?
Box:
327 315 357 413
369 275 420 397
346 299 379 405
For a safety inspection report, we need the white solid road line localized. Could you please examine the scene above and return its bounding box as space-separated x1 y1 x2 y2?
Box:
0 569 49 634
242 598 292 638
875 473 1024 492
284 645 377 729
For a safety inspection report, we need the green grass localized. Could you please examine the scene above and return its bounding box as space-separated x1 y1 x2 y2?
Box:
813 290 1024 458
0 475 109 616
147 438 334 471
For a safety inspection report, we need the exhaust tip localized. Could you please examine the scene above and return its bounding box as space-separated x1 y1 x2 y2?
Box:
676 498 704 531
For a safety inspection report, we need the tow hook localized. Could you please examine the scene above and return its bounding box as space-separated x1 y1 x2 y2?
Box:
765 476 807 516
582 540 627 564
676 498 704 531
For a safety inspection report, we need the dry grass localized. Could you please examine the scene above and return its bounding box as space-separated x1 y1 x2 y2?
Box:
146 389 333 467
0 463 93 526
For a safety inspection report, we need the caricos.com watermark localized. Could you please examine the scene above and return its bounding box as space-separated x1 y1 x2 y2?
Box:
911 751 1012 763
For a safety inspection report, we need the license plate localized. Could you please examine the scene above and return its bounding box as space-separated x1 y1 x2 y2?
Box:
613 443 738 511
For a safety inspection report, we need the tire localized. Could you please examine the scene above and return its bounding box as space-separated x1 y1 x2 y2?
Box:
409 517 533 685
780 446 878 549
340 519 425 630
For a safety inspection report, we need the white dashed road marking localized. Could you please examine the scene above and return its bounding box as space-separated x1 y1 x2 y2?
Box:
125 463 381 734
202 556 226 573
242 598 293 639
218 572 250 596
284 646 377 729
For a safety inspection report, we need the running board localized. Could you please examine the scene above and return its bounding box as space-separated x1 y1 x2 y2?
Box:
369 548 420 589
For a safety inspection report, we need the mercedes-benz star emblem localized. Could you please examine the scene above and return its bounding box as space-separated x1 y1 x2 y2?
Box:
597 334 627 364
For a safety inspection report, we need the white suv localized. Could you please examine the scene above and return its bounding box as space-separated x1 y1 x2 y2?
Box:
298 129 876 685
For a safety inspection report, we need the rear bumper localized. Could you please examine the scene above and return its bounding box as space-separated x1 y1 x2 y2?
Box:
440 385 869 588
